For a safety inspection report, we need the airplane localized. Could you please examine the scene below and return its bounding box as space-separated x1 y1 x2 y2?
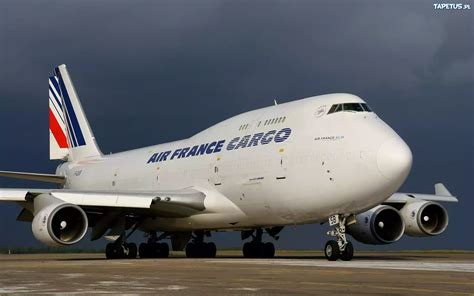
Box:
0 64 458 261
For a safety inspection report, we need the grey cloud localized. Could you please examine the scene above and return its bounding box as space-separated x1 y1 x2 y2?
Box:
441 56 474 84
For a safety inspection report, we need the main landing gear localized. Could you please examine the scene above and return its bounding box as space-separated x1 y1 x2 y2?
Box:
104 227 170 259
242 228 276 258
105 224 140 259
185 231 217 258
139 232 170 258
324 214 354 261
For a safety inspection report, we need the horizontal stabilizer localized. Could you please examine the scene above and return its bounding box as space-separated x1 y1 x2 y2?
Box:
0 171 65 184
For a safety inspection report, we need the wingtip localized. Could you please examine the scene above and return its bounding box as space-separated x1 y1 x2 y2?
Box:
434 183 453 197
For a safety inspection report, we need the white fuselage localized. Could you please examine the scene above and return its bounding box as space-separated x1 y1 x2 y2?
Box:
57 94 412 232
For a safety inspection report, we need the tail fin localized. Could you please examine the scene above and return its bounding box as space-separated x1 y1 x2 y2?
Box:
49 76 69 160
53 64 102 161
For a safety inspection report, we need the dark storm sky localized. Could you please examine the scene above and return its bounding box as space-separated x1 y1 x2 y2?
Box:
0 0 472 250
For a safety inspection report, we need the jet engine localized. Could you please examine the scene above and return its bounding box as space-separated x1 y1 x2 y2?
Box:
32 202 88 246
347 205 404 244
399 201 448 237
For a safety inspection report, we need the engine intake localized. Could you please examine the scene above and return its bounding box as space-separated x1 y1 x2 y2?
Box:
347 205 404 244
32 202 88 246
400 201 448 236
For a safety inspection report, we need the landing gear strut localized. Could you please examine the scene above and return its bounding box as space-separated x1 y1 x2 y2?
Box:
325 214 354 261
242 228 276 258
139 232 170 258
185 231 217 258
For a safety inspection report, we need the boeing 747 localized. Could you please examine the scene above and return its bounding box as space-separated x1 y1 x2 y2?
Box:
0 65 458 261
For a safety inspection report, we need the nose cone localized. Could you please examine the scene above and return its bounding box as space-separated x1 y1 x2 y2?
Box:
377 137 412 182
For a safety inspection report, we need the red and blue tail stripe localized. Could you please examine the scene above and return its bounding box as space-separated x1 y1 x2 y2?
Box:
54 67 86 148
49 76 68 149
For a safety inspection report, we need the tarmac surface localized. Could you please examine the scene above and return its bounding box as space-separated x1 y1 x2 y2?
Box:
0 251 473 295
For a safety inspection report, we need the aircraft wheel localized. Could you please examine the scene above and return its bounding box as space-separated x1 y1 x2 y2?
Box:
105 243 115 259
149 243 165 258
207 242 217 258
152 244 159 258
186 242 196 258
139 243 150 258
106 243 126 259
340 241 354 261
242 242 252 258
243 242 271 258
264 242 275 258
127 243 137 259
158 243 170 258
196 243 206 258
199 243 209 258
255 242 266 258
324 240 340 261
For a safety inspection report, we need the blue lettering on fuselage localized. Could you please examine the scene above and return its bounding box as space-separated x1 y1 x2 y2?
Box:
226 137 240 151
146 128 292 164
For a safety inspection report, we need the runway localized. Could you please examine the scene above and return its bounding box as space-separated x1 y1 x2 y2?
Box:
0 251 473 295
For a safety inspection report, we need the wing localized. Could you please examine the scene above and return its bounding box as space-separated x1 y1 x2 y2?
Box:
384 183 458 204
0 187 205 218
1 187 210 241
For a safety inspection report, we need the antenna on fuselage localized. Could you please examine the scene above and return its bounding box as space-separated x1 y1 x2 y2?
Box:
274 99 278 106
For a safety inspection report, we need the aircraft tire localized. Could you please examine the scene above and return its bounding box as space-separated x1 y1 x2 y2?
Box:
242 242 252 258
105 243 115 259
252 242 265 258
139 243 150 258
158 243 170 258
207 242 217 258
340 241 354 261
243 242 269 258
106 243 125 259
186 242 217 258
127 243 137 259
185 242 196 258
264 242 275 258
324 240 340 261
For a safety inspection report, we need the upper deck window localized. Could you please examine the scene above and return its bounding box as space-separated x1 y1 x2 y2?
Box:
327 103 372 115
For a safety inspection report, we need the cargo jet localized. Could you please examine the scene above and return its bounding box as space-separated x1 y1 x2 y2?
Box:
0 65 458 261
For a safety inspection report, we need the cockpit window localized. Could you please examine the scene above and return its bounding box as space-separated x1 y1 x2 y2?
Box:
361 103 372 112
328 104 338 114
342 103 364 112
327 103 373 115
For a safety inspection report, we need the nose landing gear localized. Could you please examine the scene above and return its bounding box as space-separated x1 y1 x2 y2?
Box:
324 214 354 261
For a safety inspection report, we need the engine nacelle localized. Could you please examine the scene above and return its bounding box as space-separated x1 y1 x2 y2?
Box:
32 202 88 246
347 205 405 244
399 201 448 237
